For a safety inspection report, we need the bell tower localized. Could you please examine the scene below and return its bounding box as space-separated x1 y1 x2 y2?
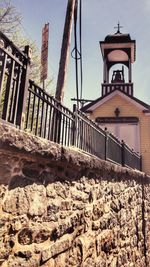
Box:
100 23 136 96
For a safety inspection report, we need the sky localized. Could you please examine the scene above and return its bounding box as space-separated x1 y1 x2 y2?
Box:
11 0 150 110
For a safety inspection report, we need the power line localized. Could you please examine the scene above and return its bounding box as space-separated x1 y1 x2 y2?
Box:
18 21 37 46
71 0 83 109
71 0 80 109
79 0 83 100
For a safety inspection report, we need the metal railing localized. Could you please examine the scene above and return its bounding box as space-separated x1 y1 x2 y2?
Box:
74 110 106 159
106 131 122 165
25 80 74 147
0 31 142 171
24 85 142 170
0 31 30 127
122 142 141 170
74 110 141 170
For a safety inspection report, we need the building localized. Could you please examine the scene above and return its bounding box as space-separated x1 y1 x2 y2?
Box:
81 24 150 175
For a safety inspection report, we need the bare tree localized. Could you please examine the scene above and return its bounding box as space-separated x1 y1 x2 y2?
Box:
0 0 22 35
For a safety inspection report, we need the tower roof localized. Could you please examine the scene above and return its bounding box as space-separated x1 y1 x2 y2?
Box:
104 32 133 43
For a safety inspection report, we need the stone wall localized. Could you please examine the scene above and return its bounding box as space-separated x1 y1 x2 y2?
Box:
0 121 150 267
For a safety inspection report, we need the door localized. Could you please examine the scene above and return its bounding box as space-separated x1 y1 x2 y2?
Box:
101 123 140 153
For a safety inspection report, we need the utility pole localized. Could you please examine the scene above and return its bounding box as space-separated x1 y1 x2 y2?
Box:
55 0 76 103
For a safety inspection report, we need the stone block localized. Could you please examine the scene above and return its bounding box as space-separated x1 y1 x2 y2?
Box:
10 215 28 232
84 205 93 218
72 202 84 210
47 203 59 215
46 184 56 198
110 199 121 213
65 243 82 266
60 200 72 211
6 256 39 267
92 220 100 231
26 184 47 216
3 187 29 215
54 182 68 199
92 201 103 221
71 189 89 203
54 252 66 267
75 234 95 263
18 227 33 245
34 228 51 244
41 237 71 262
0 185 7 199
96 230 114 256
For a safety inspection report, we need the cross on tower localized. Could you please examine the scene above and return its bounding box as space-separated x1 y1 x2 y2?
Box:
114 22 123 33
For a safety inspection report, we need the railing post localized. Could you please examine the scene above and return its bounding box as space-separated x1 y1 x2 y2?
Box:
132 149 135 169
16 45 31 129
72 104 77 146
121 140 125 167
104 128 108 161
52 102 61 144
56 103 62 144
140 156 142 171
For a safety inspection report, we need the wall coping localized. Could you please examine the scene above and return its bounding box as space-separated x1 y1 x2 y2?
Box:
0 121 149 185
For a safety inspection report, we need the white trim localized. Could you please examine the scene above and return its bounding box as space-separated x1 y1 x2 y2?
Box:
101 43 134 49
87 90 149 112
100 42 135 63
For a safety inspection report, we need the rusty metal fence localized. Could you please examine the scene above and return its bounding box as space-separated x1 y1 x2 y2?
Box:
0 31 142 171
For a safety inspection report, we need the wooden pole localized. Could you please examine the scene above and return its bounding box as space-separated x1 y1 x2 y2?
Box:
55 0 76 103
